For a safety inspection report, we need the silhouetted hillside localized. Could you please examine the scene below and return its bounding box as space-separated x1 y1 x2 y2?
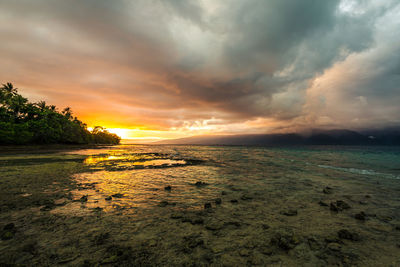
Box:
156 129 400 146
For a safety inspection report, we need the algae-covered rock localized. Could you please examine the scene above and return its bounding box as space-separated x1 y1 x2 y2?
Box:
330 200 351 212
323 186 333 194
270 229 301 251
282 209 298 216
338 229 360 241
354 211 366 221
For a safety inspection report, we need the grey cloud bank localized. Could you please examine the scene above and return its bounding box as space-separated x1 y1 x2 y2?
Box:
0 0 399 133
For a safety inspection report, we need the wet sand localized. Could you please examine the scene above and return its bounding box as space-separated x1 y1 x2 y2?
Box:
1 145 400 266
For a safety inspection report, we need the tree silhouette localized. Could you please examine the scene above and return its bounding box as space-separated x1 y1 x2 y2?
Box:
0 83 121 145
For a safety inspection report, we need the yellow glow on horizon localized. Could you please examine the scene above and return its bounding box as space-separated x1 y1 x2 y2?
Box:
106 128 132 139
85 116 278 143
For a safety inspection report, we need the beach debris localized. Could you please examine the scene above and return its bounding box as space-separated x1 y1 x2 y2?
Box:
221 191 227 195
105 196 112 201
354 211 366 221
330 200 351 212
111 193 124 198
164 185 172 191
338 229 360 241
323 186 333 194
214 198 222 205
79 195 88 202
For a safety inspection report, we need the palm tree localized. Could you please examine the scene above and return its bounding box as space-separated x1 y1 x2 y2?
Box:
62 107 72 119
37 101 47 111
1 82 18 95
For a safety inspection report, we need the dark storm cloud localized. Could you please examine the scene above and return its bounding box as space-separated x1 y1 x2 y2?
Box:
0 0 399 132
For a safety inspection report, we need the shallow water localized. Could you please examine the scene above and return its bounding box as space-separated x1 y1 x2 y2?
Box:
61 145 400 216
5 145 400 265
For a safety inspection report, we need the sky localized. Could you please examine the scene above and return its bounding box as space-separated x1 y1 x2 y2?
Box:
0 0 399 141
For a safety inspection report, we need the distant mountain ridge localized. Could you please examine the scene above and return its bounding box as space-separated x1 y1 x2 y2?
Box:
155 128 400 146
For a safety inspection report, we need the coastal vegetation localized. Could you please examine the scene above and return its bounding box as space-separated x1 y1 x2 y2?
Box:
0 83 120 145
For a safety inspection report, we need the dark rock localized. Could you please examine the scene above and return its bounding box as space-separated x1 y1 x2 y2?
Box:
318 200 328 207
239 249 250 257
270 231 300 251
1 231 14 240
204 203 212 209
230 199 238 204
327 242 341 251
194 181 209 187
1 223 16 240
182 234 204 253
3 223 15 231
225 221 241 228
205 219 224 231
395 225 400 231
40 205 54 211
241 194 253 200
22 241 37 255
365 195 371 198
323 186 333 194
282 209 298 216
105 196 112 201
93 232 110 245
337 200 351 209
377 215 393 222
158 201 169 207
262 224 270 230
80 195 88 202
214 198 222 205
330 200 351 212
181 216 204 225
111 193 124 198
170 213 183 219
338 229 360 241
221 191 227 195
354 212 366 221
307 237 323 251
164 185 172 191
